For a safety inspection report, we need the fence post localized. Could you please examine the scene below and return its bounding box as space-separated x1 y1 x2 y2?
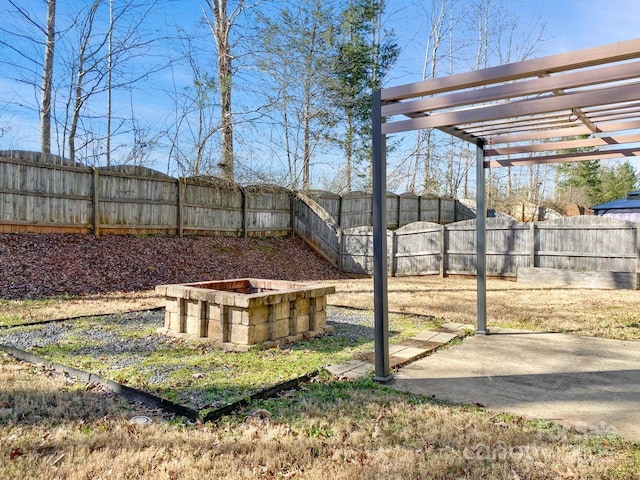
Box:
290 192 296 238
92 167 100 236
177 178 184 237
437 197 442 224
391 230 397 277
636 225 640 289
440 224 446 277
418 195 422 222
337 229 343 272
529 222 536 268
241 187 248 239
337 194 343 228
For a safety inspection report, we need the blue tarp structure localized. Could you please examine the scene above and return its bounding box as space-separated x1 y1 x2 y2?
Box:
592 190 640 222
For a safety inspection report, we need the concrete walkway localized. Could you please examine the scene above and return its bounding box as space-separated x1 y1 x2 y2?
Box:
391 327 640 443
326 322 471 379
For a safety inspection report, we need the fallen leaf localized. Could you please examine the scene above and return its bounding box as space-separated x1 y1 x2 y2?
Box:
10 448 24 460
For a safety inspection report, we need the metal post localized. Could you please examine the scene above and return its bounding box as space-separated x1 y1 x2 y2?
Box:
476 139 489 334
372 89 392 382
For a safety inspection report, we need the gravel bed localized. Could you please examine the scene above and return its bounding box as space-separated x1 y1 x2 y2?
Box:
0 310 167 355
0 307 375 355
0 306 379 410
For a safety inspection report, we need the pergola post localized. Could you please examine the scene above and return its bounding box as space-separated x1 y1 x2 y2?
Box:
372 89 392 382
476 139 489 334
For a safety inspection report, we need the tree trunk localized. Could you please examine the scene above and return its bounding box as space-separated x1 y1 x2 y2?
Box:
345 114 353 192
106 0 113 167
211 0 234 182
40 0 56 155
301 18 318 192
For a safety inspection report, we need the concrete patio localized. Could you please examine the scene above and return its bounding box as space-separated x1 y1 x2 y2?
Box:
391 327 640 443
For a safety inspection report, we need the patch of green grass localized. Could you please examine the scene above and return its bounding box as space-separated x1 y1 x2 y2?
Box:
388 313 439 342
0 307 448 412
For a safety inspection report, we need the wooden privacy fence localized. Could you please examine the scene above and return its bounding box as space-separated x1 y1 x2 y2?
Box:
0 152 468 237
4 151 637 288
0 151 292 236
336 216 640 287
310 190 475 229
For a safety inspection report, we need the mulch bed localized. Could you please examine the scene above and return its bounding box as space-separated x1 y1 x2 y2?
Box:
0 234 351 299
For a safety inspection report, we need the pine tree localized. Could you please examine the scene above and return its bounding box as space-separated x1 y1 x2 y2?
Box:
328 0 399 192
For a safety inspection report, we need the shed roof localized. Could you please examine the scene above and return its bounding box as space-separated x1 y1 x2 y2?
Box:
592 189 640 211
380 38 640 169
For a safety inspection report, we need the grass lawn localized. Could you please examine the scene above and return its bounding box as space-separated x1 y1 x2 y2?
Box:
0 307 438 413
1 275 639 478
1 354 638 480
330 276 640 340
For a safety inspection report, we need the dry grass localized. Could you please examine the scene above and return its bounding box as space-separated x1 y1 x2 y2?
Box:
329 276 640 340
2 277 640 478
0 292 162 326
1 354 638 480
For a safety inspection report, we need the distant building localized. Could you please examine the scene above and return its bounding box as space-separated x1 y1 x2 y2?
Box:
591 190 640 222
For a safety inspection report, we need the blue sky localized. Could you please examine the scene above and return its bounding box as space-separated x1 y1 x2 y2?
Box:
2 0 640 190
389 0 640 82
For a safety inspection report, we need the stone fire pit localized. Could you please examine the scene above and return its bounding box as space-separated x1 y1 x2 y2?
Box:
155 279 335 350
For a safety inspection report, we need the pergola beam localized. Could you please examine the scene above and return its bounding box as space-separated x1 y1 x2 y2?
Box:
485 148 640 168
486 133 640 156
382 81 640 135
382 60 640 119
381 38 640 101
489 119 640 144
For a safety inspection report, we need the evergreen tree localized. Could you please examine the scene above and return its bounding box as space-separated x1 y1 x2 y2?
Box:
598 161 638 204
328 0 399 192
556 159 638 206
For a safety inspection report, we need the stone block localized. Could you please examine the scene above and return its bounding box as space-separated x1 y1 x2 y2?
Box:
272 301 290 321
295 298 310 316
289 314 310 335
190 288 215 302
164 311 179 330
185 300 205 336
229 307 249 325
166 285 189 299
233 295 250 308
230 322 269 344
310 309 326 330
207 317 225 342
208 304 223 322
269 318 290 340
247 305 269 325
164 298 181 313
313 296 326 311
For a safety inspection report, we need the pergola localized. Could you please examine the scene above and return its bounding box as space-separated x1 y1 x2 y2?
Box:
371 38 640 382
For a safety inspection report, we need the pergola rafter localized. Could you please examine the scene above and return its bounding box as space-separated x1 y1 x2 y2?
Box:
371 38 640 381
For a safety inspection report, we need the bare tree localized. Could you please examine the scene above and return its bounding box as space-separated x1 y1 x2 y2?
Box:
58 0 165 164
165 30 222 177
255 1 337 191
41 0 56 155
203 0 241 182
